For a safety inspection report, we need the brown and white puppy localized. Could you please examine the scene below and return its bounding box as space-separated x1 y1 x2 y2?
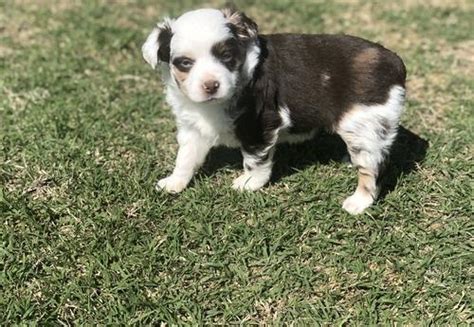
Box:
142 8 406 214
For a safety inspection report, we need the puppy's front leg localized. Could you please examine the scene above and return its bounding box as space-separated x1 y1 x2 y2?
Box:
156 128 212 193
232 146 275 191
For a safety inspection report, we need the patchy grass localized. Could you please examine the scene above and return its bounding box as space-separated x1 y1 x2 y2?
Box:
1 0 473 325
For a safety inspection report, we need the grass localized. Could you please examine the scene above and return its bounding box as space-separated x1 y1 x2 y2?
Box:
1 0 473 324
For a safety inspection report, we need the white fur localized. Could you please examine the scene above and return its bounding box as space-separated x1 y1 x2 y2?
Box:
156 126 214 193
231 146 275 191
170 9 230 56
342 191 374 215
242 42 261 81
277 105 316 144
142 27 160 69
156 84 239 192
279 105 292 129
337 85 405 171
166 87 239 147
337 85 405 214
232 150 275 191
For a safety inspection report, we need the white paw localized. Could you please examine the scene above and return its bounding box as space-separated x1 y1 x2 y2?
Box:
232 173 269 191
342 192 374 215
156 175 188 193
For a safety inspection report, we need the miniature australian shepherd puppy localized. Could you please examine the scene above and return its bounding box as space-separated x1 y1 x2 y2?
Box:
142 8 406 214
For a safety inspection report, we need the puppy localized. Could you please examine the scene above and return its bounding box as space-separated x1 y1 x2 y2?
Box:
142 8 406 214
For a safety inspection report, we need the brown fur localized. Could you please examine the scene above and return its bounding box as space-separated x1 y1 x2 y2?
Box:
171 66 189 85
354 47 380 68
352 47 380 98
221 8 258 40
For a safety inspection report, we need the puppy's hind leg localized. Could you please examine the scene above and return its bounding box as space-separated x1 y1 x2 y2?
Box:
342 159 380 215
337 86 405 214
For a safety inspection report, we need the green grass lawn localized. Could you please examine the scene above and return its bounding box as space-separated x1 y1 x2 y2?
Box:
1 0 473 324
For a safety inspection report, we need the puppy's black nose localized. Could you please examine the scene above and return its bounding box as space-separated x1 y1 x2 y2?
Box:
202 80 220 95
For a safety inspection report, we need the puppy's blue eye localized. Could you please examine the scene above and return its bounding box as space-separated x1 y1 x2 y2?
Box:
173 57 194 71
181 59 193 67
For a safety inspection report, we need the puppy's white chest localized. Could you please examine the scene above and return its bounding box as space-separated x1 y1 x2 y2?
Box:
167 88 240 148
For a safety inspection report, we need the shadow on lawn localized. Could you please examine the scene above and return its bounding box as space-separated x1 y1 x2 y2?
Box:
202 126 429 197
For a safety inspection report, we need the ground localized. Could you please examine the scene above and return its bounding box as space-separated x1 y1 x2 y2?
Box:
1 0 473 325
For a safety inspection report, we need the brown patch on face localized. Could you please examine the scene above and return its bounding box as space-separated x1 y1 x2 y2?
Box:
211 38 243 71
171 66 189 87
170 55 195 89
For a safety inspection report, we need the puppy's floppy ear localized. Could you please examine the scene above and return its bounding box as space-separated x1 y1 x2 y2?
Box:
221 7 258 41
142 18 174 69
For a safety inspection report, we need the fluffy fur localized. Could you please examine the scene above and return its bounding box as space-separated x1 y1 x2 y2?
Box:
142 8 407 214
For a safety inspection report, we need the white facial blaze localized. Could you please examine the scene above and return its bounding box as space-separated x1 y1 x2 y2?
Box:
182 56 238 103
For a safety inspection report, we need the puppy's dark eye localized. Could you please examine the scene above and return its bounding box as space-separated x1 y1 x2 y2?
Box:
172 57 194 72
211 39 241 71
221 51 233 62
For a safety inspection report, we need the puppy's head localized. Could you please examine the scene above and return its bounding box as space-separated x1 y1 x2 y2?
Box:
142 8 259 103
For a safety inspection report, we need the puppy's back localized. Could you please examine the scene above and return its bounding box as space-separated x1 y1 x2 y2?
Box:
253 34 406 132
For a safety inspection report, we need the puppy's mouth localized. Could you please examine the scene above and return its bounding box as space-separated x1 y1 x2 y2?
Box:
205 96 232 105
201 88 236 104
180 86 235 104
199 94 229 104
204 96 219 103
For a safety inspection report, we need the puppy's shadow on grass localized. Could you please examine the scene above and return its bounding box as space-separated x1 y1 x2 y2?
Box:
378 126 429 198
201 126 428 197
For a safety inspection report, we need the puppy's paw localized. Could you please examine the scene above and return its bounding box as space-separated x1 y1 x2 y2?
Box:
232 173 268 191
156 175 188 193
342 192 374 215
